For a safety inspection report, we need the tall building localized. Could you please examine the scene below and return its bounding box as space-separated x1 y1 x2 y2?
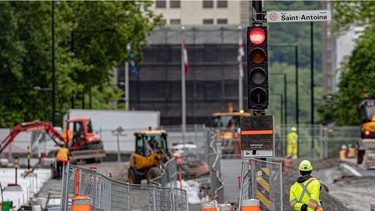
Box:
152 0 249 26
116 1 250 126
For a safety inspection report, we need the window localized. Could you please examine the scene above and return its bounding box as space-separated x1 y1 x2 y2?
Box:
156 0 166 8
170 0 180 8
217 18 228 24
217 0 227 8
203 0 213 8
170 19 181 25
203 19 214 25
160 19 167 25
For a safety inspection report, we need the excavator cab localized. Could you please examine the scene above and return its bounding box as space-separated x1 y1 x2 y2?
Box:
65 118 102 150
129 129 170 184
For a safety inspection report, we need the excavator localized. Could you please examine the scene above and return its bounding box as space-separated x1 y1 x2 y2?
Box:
209 103 251 158
0 119 105 163
128 128 209 184
357 99 375 168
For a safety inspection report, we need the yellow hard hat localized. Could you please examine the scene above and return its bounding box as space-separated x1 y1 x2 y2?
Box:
298 160 313 171
291 127 297 132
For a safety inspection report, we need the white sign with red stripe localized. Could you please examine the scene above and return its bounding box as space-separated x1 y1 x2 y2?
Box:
267 10 331 23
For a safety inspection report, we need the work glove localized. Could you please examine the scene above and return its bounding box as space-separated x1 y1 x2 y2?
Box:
301 204 308 211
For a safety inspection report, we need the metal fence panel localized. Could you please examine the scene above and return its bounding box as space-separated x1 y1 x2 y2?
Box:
61 164 188 211
239 159 283 211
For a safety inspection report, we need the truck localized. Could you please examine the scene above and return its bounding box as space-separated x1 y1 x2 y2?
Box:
63 109 160 153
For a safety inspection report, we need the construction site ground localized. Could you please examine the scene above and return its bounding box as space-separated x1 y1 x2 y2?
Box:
28 158 375 211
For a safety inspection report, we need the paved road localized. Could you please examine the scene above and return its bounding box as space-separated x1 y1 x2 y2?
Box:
221 158 244 203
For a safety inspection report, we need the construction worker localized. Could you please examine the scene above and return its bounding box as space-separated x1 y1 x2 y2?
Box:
290 160 323 211
287 127 298 159
55 144 69 179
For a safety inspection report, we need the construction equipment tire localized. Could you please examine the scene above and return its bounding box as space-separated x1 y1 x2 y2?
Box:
357 149 365 164
146 167 162 185
128 167 140 184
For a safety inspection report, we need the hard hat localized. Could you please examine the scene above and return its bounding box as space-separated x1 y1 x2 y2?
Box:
291 127 297 132
341 145 347 149
298 160 313 171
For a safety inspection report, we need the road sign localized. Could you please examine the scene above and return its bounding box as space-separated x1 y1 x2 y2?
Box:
240 115 274 158
267 10 331 23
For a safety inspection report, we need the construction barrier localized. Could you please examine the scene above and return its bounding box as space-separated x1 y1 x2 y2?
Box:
241 199 260 211
239 159 283 211
60 162 188 211
200 202 217 211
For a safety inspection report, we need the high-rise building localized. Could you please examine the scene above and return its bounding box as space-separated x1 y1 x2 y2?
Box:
152 0 249 26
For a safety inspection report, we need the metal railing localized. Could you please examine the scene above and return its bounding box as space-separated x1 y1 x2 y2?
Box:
60 163 188 211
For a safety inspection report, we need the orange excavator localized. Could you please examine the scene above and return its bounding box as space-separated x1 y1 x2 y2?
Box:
0 119 105 163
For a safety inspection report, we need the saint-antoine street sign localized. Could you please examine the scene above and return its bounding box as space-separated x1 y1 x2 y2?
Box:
266 10 331 23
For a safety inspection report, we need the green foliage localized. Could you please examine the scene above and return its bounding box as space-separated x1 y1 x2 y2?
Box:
318 1 375 125
0 1 162 127
265 1 322 70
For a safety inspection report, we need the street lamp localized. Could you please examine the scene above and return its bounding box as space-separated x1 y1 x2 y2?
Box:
270 73 287 126
269 44 299 125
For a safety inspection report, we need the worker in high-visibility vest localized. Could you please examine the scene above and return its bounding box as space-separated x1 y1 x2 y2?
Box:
287 127 298 159
56 144 69 179
290 160 323 211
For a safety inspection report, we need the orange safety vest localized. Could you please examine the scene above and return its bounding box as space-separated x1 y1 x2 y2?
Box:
56 147 69 161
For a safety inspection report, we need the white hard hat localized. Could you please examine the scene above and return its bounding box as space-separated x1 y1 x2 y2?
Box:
341 145 347 149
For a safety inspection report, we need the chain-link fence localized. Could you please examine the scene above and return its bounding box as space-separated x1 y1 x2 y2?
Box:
239 158 283 211
150 157 178 188
277 125 359 159
204 127 224 203
60 163 188 211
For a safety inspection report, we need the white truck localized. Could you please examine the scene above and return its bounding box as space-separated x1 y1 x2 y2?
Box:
63 109 161 154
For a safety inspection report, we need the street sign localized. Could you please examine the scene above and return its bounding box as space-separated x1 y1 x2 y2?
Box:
240 115 274 158
267 10 331 23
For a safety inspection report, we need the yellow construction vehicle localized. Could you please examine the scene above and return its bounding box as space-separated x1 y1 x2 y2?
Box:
357 99 375 167
128 129 172 184
209 103 250 157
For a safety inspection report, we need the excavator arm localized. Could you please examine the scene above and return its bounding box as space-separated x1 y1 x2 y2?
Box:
0 120 67 154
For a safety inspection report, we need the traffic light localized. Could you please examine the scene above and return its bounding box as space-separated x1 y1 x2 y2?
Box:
247 26 268 109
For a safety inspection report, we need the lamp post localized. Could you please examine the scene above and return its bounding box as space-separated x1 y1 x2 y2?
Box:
269 44 299 125
51 1 56 126
270 73 287 127
70 28 116 109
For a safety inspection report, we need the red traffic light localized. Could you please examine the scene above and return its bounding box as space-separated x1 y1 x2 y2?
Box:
249 28 266 45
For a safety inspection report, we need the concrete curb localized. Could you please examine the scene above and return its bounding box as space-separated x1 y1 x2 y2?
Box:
339 163 362 177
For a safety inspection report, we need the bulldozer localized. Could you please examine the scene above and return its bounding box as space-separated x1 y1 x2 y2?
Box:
357 99 375 168
208 103 251 158
128 129 171 184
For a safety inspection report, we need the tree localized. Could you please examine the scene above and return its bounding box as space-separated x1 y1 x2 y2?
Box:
318 1 375 125
0 1 163 127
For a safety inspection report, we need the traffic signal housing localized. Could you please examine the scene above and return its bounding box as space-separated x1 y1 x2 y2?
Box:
247 26 268 109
